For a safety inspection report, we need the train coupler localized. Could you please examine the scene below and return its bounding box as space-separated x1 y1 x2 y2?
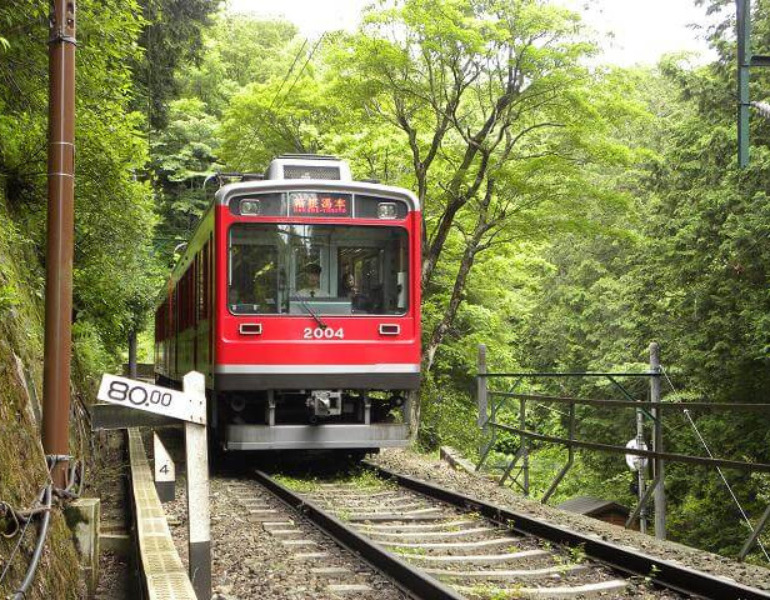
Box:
307 390 343 420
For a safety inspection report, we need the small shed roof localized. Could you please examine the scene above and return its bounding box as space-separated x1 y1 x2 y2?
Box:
558 496 630 517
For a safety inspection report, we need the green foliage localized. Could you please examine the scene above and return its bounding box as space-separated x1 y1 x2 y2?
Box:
516 5 770 559
132 0 218 129
178 15 298 116
1 0 159 357
152 15 299 264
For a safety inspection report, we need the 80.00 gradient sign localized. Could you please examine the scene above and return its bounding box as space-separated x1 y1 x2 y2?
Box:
97 374 206 425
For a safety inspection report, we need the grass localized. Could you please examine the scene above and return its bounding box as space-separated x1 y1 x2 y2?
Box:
273 474 324 493
466 584 523 599
274 466 393 494
391 545 427 556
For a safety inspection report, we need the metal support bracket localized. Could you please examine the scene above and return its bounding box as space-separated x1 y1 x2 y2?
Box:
266 392 276 427
626 477 660 529
541 402 575 504
740 503 770 561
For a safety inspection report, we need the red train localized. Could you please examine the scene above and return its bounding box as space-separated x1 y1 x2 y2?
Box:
154 155 421 453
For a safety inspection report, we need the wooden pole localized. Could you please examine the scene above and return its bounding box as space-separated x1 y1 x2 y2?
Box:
42 0 76 488
128 329 138 379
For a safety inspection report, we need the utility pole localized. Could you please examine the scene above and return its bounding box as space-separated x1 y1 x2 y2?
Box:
738 0 751 168
42 0 76 488
736 0 770 167
650 342 666 540
635 398 647 534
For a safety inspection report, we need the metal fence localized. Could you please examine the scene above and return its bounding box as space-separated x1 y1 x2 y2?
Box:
475 343 770 561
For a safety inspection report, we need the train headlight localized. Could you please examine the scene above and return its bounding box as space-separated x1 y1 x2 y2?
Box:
240 199 261 215
378 202 397 219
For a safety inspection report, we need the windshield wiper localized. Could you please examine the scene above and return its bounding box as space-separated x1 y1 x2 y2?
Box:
297 297 327 329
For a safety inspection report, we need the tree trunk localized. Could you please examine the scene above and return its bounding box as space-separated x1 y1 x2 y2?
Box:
423 176 496 373
424 241 478 373
421 197 467 288
128 329 138 379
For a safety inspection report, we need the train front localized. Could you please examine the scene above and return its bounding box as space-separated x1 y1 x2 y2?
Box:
213 156 421 452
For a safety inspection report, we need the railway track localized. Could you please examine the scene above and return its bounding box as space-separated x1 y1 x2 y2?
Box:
250 465 770 600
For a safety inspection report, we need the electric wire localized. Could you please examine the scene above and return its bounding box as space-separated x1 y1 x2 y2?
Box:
235 36 310 169
268 38 308 113
10 485 52 600
274 33 325 113
0 457 55 586
662 367 770 563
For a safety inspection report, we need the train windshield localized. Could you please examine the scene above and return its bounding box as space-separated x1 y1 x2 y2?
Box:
228 224 409 316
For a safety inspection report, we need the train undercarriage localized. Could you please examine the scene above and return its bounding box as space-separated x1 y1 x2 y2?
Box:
213 388 411 451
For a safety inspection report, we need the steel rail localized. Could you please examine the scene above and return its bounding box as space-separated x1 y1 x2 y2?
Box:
365 463 770 600
253 470 465 600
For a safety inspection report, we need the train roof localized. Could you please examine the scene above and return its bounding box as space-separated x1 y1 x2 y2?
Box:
209 155 420 212
214 178 420 212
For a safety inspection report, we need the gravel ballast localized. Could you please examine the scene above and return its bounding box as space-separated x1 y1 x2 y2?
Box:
163 474 409 600
370 448 770 592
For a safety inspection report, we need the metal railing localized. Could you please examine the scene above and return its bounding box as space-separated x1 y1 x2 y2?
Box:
475 343 770 560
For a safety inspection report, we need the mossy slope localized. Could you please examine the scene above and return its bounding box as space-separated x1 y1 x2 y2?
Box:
0 193 83 599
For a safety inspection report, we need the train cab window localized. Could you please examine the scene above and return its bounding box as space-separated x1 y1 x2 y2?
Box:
228 223 409 316
229 234 279 314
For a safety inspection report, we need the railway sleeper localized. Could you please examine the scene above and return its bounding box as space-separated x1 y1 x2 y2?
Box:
356 519 478 532
381 536 522 551
455 579 629 600
365 526 498 541
403 549 553 566
426 564 589 580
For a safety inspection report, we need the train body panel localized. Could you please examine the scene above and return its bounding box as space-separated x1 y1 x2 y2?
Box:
154 155 421 451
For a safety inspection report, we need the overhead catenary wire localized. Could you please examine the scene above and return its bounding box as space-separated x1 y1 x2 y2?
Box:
268 38 308 113
661 367 770 563
274 33 325 112
236 36 311 168
236 33 325 170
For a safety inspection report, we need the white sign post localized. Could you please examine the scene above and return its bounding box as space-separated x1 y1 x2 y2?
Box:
183 372 210 600
97 371 210 600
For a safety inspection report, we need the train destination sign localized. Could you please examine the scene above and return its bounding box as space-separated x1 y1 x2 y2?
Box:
96 374 206 425
289 192 351 217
